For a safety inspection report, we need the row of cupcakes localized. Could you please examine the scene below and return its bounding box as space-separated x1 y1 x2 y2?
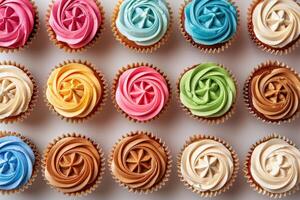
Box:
0 131 299 198
1 0 299 54
0 60 299 124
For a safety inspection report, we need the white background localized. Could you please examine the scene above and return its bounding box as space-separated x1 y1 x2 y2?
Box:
1 0 300 200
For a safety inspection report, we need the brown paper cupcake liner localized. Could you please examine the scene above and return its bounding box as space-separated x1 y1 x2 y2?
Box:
112 62 171 123
46 0 105 53
42 133 105 196
111 0 173 53
244 134 300 198
0 131 40 195
179 0 240 54
243 60 300 124
176 64 238 124
44 59 107 123
0 61 38 124
247 0 300 55
108 131 172 194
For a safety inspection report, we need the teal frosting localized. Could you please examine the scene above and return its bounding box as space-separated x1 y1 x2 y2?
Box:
116 0 170 46
0 136 35 190
184 0 238 45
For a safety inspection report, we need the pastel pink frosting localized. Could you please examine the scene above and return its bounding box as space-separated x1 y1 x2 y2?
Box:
0 0 35 48
116 66 169 121
49 0 101 49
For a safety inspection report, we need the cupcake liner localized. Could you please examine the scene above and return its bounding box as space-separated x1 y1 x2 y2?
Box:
112 62 172 123
46 0 105 53
247 0 300 55
243 60 300 124
177 134 239 197
179 0 240 54
176 64 238 124
0 131 40 195
42 133 105 196
0 61 38 124
244 134 300 198
111 0 173 53
108 131 172 194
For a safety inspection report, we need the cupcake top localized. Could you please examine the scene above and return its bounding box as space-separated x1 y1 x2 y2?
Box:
179 63 236 118
115 66 169 122
250 138 300 194
0 136 35 191
184 0 238 45
49 0 102 49
0 65 33 120
252 0 300 48
0 0 35 49
116 0 170 46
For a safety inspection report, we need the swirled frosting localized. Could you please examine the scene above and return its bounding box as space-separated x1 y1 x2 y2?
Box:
45 137 101 193
0 65 33 119
0 0 35 48
184 0 238 45
250 67 300 121
46 63 102 118
115 66 169 121
116 0 170 46
250 138 300 193
111 134 168 190
49 0 102 49
252 0 300 48
0 136 35 190
181 139 234 191
180 63 236 118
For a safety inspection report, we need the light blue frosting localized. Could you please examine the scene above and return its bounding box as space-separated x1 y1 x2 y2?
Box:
116 0 170 46
184 0 238 45
0 136 35 190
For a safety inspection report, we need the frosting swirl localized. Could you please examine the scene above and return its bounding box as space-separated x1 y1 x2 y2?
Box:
115 66 169 121
184 0 238 45
250 138 300 193
116 0 170 46
0 0 35 48
44 137 101 193
0 65 33 119
49 0 102 49
179 63 236 118
252 0 300 48
0 136 35 190
46 63 102 118
111 133 168 190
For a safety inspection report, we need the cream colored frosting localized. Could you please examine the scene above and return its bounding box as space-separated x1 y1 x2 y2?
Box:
251 138 300 193
0 65 33 119
180 139 234 192
252 0 300 48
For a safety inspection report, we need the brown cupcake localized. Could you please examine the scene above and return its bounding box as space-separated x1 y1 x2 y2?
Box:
109 131 172 193
42 133 105 196
244 60 300 124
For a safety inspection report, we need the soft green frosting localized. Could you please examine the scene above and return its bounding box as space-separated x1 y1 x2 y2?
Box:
179 63 236 118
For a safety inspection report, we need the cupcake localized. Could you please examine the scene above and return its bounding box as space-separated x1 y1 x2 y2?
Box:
0 131 39 194
0 61 38 124
46 0 104 52
45 60 107 123
0 0 39 53
179 0 239 53
244 134 300 197
178 135 239 197
43 133 104 196
112 63 171 122
109 131 171 193
248 0 300 54
112 0 172 53
178 63 237 124
244 60 300 124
